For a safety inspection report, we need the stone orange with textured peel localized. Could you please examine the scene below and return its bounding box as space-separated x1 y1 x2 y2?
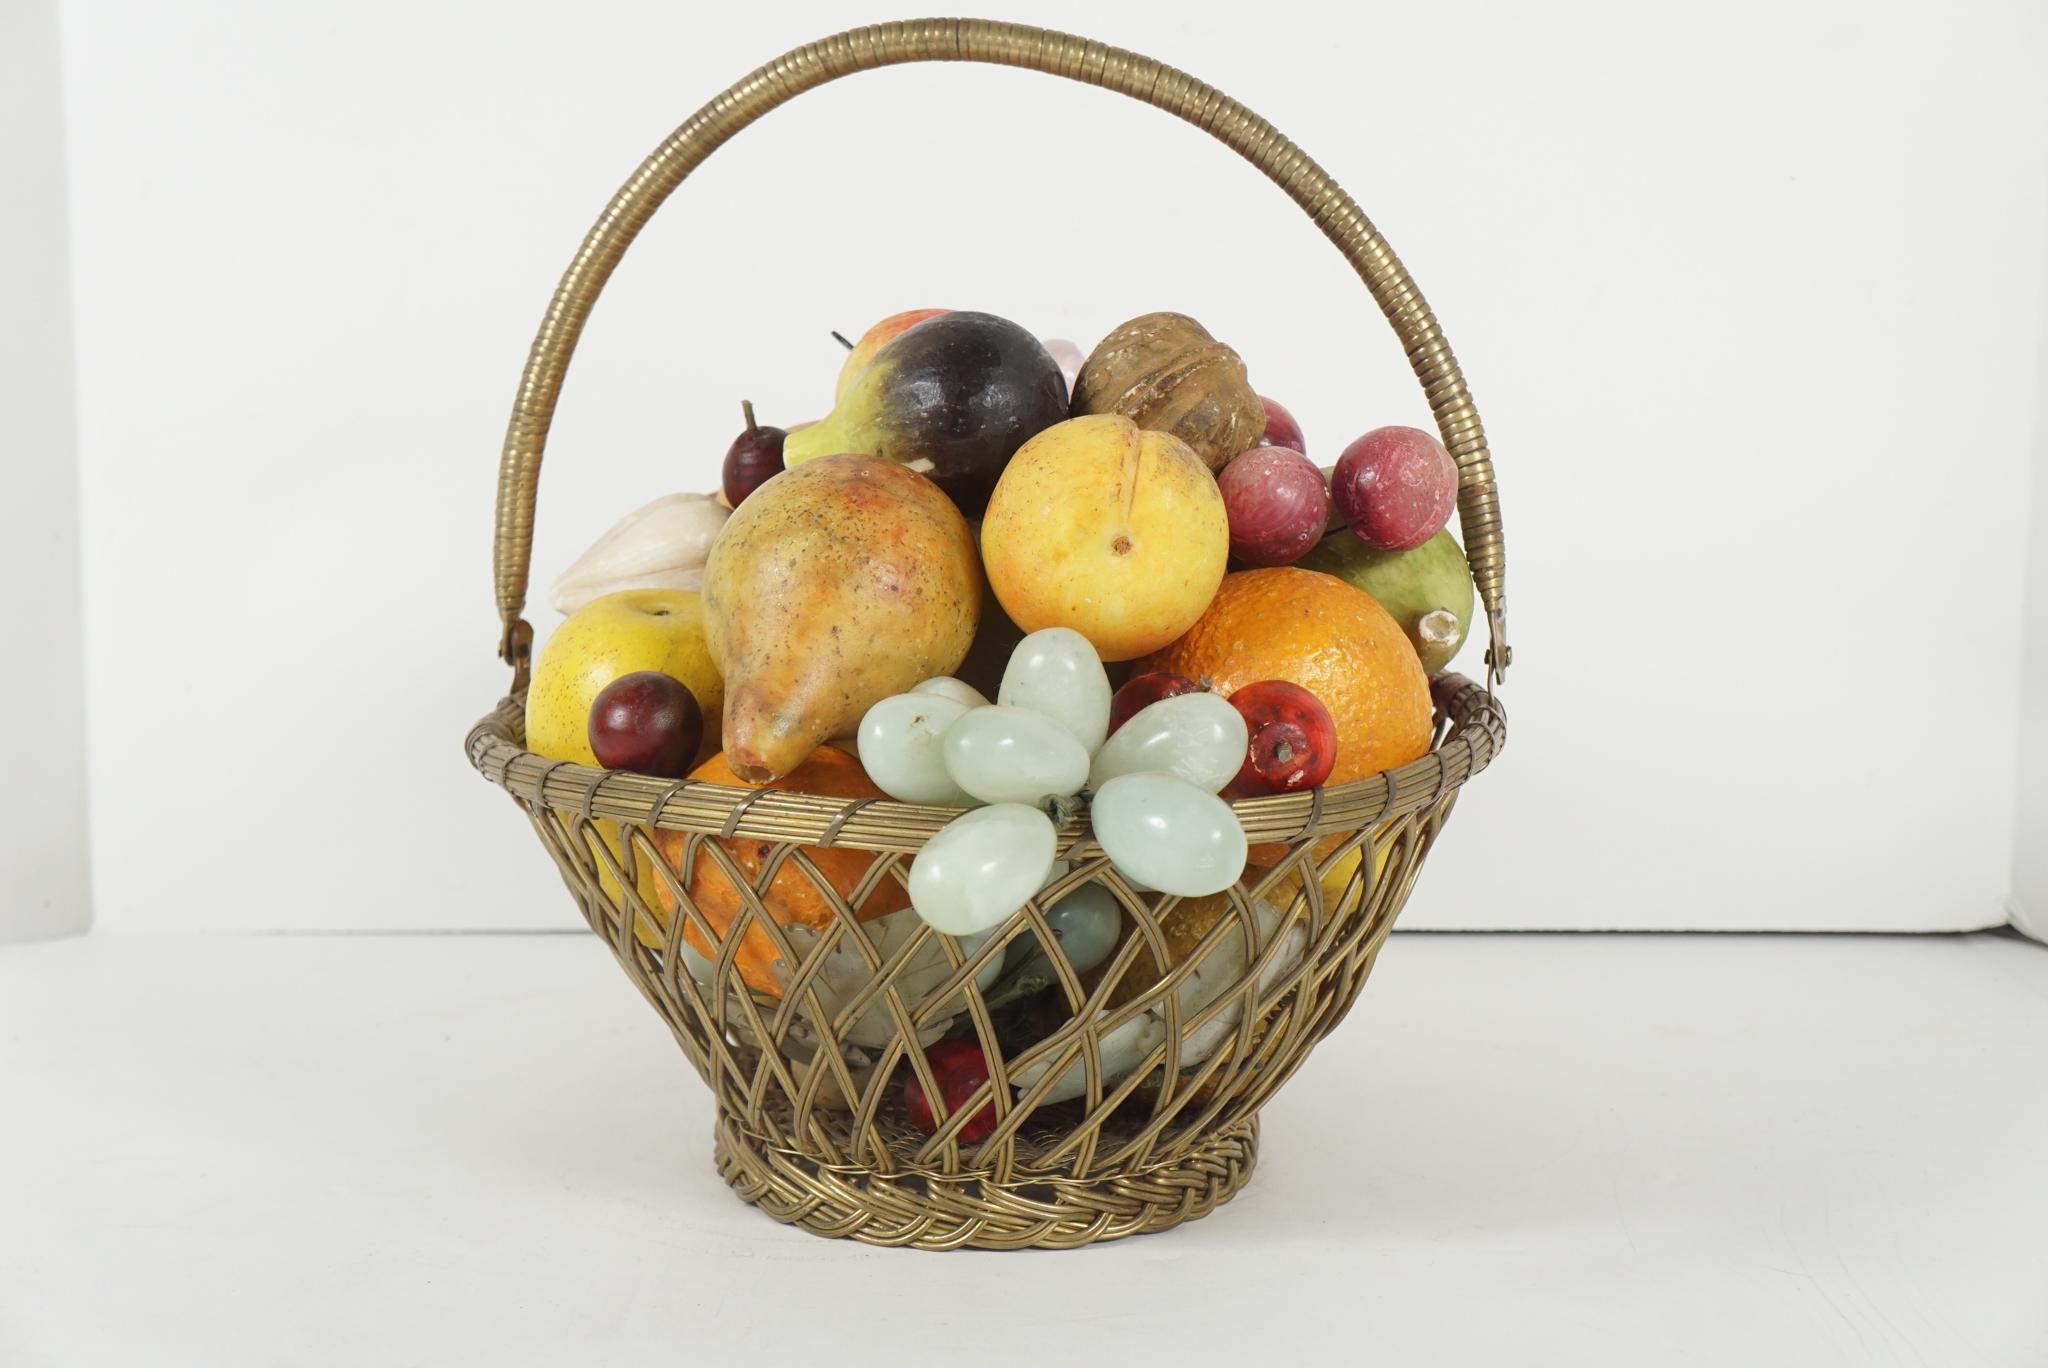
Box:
1140 567 1433 867
655 747 910 997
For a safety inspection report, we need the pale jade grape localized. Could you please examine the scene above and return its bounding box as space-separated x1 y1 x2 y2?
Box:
1010 1012 1165 1103
998 627 1112 753
857 693 975 805
908 803 1057 934
942 705 1090 805
1090 774 1247 897
1086 691 1248 793
913 676 990 709
1035 883 1122 975
957 925 1009 993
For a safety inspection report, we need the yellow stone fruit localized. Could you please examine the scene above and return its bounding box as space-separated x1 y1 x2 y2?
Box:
980 414 1228 662
524 588 723 939
523 588 723 767
1263 839 1390 921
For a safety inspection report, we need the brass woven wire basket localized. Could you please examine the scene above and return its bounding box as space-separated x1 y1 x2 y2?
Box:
466 18 1510 1251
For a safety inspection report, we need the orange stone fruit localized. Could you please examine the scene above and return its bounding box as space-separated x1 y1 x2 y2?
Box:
653 746 909 996
1138 567 1434 866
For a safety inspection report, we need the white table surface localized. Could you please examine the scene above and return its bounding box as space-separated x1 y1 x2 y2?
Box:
4 930 2043 1367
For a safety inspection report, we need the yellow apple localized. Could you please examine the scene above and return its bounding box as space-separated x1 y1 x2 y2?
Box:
980 414 1228 661
524 588 724 947
524 588 722 766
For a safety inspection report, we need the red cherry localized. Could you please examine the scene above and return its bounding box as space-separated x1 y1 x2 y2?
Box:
1107 671 1201 737
1259 396 1306 455
1331 425 1458 552
904 1039 997 1143
722 400 786 508
588 672 703 777
1226 680 1337 797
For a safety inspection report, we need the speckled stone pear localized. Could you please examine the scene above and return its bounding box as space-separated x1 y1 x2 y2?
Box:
703 455 980 783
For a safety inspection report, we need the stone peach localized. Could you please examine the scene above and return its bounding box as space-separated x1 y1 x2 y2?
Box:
979 415 1228 662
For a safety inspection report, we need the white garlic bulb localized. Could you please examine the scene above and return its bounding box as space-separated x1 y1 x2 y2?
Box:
550 493 729 615
776 906 1008 1049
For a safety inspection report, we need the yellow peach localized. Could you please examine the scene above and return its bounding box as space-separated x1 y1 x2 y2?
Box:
980 415 1228 662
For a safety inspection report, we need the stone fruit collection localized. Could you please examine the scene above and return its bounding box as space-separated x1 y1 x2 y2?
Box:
523 307 1474 1129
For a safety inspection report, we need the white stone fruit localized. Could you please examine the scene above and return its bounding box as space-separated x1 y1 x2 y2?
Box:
1089 773 1247 897
1034 883 1123 976
1087 691 1248 793
1161 899 1309 1067
857 693 976 805
908 803 1057 935
776 906 1003 1049
998 627 1112 753
942 705 1090 806
912 676 991 709
1010 1012 1165 1103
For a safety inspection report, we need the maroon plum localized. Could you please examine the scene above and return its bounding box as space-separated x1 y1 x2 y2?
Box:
1259 396 1306 454
588 671 704 777
1331 425 1459 552
1217 445 1331 567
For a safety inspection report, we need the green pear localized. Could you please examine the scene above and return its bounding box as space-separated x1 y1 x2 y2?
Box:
1298 529 1475 675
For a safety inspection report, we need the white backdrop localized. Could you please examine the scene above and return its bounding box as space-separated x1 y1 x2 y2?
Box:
2018 237 2048 940
1 0 92 943
56 0 2047 933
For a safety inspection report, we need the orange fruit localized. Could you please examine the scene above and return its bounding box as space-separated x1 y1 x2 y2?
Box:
653 747 909 996
1139 567 1434 865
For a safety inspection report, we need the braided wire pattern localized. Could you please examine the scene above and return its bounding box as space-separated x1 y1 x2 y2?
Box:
715 1114 1257 1250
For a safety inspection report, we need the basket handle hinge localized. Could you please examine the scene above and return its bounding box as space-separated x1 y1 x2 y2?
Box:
500 616 534 696
1484 604 1511 690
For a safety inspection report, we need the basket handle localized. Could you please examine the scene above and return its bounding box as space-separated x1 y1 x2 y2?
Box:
491 18 1510 692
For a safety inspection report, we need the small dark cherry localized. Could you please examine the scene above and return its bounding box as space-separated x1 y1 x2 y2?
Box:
721 399 786 508
588 671 703 778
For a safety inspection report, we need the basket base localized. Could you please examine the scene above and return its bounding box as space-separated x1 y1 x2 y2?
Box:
713 1112 1259 1251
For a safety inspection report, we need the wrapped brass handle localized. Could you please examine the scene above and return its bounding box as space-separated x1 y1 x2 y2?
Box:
491 18 1509 690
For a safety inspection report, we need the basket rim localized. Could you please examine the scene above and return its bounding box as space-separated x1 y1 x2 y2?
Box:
465 673 1504 853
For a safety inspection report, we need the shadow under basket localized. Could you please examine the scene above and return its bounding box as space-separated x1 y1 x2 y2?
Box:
467 19 1512 1252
